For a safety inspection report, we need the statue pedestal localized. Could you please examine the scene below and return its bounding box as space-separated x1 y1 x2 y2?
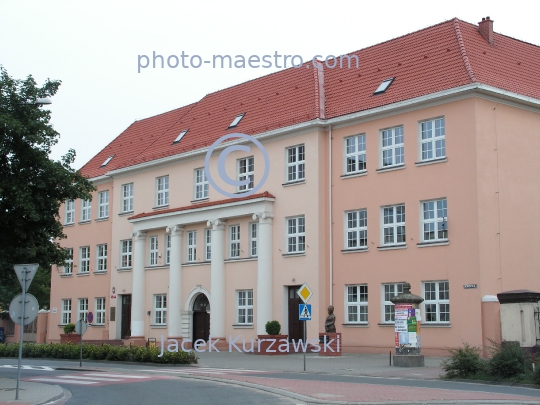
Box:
318 333 341 356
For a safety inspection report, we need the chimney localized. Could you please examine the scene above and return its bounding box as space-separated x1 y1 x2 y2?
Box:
478 16 494 44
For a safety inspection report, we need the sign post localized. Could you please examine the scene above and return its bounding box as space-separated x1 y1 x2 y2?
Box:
297 283 313 372
75 319 88 367
10 264 39 400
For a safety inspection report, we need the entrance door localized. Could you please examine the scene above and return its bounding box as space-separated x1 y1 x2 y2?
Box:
121 294 132 339
288 286 305 342
192 294 210 342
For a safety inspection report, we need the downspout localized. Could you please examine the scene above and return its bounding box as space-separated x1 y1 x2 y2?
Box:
328 124 333 306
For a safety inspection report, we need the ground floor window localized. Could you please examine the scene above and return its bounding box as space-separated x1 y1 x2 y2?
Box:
61 299 71 325
154 294 167 325
382 283 404 323
237 290 253 325
346 285 368 323
95 297 106 325
423 281 450 323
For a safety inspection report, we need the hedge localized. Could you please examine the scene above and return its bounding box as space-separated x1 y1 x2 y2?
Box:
0 342 198 364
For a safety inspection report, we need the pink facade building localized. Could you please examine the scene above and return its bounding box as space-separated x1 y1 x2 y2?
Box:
48 17 540 354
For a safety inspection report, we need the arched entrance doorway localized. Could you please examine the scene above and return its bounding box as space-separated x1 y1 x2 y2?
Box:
192 294 210 342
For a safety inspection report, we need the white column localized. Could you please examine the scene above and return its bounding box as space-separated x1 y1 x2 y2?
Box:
208 219 226 337
131 231 146 337
166 225 184 338
254 212 273 335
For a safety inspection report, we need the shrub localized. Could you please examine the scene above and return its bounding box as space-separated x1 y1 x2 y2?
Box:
265 320 281 335
442 343 486 378
63 324 75 334
488 340 532 379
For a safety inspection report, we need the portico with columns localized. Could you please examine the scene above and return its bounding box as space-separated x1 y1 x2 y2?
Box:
126 194 275 345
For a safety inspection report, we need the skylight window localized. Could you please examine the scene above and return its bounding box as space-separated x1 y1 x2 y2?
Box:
373 77 395 95
228 113 245 129
100 155 114 167
173 129 188 144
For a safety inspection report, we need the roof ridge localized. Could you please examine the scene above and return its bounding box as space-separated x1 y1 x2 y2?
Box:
453 18 477 83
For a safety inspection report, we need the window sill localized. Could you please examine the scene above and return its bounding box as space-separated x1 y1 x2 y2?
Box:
93 271 108 275
415 157 447 167
63 223 75 227
341 247 369 254
150 325 167 329
118 267 132 272
340 171 367 179
377 244 407 251
77 272 90 276
145 265 169 271
376 164 405 173
89 324 106 327
342 323 369 328
78 220 91 225
191 198 209 204
95 217 109 222
232 324 254 329
60 274 73 278
421 323 451 328
282 179 305 187
118 211 134 217
225 257 258 263
377 323 395 327
153 205 169 210
417 240 449 248
182 261 210 267
282 252 306 257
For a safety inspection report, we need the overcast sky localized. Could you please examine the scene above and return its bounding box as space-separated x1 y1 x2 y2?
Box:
1 0 538 169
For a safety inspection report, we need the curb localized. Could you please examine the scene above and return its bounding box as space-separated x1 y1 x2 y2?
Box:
36 385 65 405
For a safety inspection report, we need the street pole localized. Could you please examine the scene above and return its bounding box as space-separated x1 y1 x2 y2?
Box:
80 327 83 367
303 320 306 372
15 268 28 400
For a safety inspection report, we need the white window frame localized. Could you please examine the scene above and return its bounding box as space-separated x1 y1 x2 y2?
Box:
79 246 90 273
156 175 169 207
165 234 171 265
419 117 445 162
345 209 367 249
345 285 368 324
381 204 406 245
205 228 212 261
237 156 254 192
250 222 258 257
63 248 73 274
149 236 159 266
237 290 253 325
187 231 197 263
423 281 450 323
78 298 88 322
421 198 448 242
286 216 305 253
344 134 366 174
81 199 91 222
154 294 167 325
121 183 134 213
380 126 404 168
61 299 71 325
65 200 75 224
96 244 107 272
381 283 404 323
229 225 240 258
194 168 209 200
286 144 305 182
120 240 132 268
98 190 109 219
95 297 106 325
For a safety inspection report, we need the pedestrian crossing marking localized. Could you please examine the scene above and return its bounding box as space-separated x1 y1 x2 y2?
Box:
1 365 54 371
84 373 151 379
141 367 266 375
26 373 163 387
29 378 98 385
60 375 123 381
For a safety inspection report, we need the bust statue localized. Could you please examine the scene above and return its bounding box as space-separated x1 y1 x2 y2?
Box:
325 305 336 333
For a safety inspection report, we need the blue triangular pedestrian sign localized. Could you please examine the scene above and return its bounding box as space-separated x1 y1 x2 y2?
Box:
299 304 312 321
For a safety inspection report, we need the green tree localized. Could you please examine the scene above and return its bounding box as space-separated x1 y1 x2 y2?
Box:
0 66 95 308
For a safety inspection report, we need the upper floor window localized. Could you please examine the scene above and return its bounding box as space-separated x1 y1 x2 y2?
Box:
345 134 366 174
79 246 90 273
65 200 75 224
81 200 91 222
381 126 404 167
96 244 107 272
286 145 305 182
165 234 171 265
63 248 73 274
382 204 405 245
194 168 209 200
122 183 134 213
149 236 159 266
205 229 212 261
250 223 258 257
382 283 404 323
420 117 445 161
187 231 196 262
287 216 305 253
423 281 450 323
345 209 367 249
156 176 169 207
230 225 240 258
346 285 368 323
98 191 109 218
238 157 254 192
422 199 448 242
120 240 132 268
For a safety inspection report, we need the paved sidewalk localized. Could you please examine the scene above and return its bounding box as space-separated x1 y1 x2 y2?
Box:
0 377 64 405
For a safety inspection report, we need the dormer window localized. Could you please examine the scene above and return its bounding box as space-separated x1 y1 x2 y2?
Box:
373 78 395 95
101 155 114 167
228 113 245 129
173 129 188 144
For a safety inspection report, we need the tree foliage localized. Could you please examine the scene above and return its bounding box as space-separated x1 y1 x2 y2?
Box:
0 66 95 308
